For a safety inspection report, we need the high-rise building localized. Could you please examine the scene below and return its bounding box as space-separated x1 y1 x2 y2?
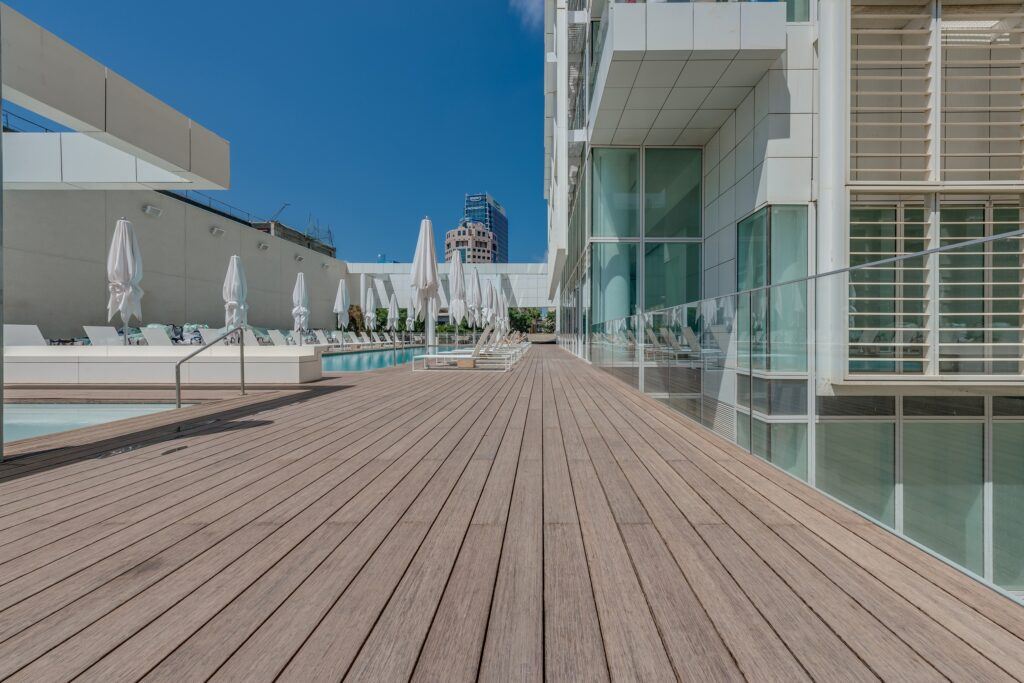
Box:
545 0 1024 594
444 219 498 263
464 193 508 263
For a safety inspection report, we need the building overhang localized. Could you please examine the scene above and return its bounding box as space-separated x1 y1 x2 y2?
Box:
1 3 229 190
589 2 786 146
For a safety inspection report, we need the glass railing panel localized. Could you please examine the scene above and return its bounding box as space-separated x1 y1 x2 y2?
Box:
583 232 1023 594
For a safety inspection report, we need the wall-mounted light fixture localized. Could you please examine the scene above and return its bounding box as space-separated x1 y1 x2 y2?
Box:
294 254 304 262
209 225 225 237
257 242 270 251
142 204 163 218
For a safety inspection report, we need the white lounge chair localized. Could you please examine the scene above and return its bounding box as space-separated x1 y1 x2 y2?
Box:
268 329 291 346
84 325 123 346
313 329 339 346
244 329 262 347
344 332 364 348
141 327 175 346
359 332 379 347
4 324 48 346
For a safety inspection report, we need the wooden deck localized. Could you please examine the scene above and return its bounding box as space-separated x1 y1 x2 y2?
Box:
0 345 1022 681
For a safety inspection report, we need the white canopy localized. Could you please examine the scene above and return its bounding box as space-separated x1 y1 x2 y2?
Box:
333 279 350 329
448 249 467 327
291 272 309 336
106 218 144 338
410 217 441 346
222 255 248 329
364 285 377 331
387 292 400 331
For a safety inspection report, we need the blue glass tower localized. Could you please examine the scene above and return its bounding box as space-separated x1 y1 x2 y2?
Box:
464 193 508 263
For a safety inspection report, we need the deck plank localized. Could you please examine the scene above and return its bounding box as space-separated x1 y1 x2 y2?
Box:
0 346 1019 681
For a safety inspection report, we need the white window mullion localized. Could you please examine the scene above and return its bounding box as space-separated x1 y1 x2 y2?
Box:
929 0 942 182
927 193 941 376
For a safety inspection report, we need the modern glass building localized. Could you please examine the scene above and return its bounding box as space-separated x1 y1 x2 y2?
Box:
545 0 1024 596
464 193 509 263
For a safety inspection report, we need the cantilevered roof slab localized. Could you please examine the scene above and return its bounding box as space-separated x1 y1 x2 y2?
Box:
589 2 786 146
0 3 229 190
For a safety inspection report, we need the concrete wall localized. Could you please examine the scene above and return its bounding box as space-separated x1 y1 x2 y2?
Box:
701 23 817 298
346 262 553 312
4 189 347 338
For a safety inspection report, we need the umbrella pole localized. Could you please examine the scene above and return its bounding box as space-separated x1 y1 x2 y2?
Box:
123 321 128 346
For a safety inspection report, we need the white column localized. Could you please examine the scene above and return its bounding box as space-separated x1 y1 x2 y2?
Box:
815 0 849 391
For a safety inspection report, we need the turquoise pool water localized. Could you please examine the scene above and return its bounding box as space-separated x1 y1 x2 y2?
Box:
4 403 179 442
322 346 455 372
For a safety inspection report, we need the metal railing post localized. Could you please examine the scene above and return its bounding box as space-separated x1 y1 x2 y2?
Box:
174 325 246 409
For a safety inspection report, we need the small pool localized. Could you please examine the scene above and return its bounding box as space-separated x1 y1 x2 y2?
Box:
4 403 179 442
322 346 455 372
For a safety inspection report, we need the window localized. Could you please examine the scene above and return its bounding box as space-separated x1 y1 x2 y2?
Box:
903 422 984 575
644 148 701 238
591 242 637 324
816 421 896 527
737 206 808 371
994 422 1024 590
644 242 700 311
592 148 639 237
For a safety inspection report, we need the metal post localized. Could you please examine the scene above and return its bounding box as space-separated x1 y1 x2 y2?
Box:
239 327 246 396
175 364 182 409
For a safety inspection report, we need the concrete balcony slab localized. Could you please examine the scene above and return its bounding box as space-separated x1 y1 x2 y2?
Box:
590 2 786 147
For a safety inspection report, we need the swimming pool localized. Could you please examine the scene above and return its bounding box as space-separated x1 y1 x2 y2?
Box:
4 403 180 442
322 346 455 372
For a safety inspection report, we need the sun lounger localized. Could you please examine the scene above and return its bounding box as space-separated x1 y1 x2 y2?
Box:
84 325 123 346
370 332 385 345
4 324 48 346
141 327 175 346
198 328 225 345
415 325 528 371
344 332 364 348
359 332 380 347
244 329 262 346
312 329 336 346
268 329 291 346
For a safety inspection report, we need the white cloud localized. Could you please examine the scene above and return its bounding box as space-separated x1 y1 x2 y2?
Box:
509 0 544 30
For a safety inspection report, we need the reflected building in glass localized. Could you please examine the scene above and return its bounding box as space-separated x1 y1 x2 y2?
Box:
544 0 1024 595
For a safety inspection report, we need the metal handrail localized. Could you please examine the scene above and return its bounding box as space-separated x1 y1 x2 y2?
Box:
175 325 246 408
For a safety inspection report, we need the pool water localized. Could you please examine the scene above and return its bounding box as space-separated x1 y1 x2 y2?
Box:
322 346 455 372
4 403 179 442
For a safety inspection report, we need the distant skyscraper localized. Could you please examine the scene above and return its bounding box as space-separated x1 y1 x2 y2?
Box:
464 193 508 263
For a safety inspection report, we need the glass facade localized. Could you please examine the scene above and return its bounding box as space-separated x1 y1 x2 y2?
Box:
557 136 1023 594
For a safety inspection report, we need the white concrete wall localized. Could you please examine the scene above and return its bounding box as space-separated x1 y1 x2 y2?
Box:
346 262 553 312
4 189 347 338
701 24 817 298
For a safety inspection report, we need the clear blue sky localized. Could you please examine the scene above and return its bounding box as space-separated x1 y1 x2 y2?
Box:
8 0 547 263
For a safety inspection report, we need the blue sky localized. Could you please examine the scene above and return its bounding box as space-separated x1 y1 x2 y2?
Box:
8 0 547 263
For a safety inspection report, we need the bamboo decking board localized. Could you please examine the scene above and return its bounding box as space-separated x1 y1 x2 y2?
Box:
0 346 1021 682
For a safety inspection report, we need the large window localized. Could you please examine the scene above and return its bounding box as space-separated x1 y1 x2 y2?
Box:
993 420 1024 590
816 421 896 527
592 148 639 238
737 205 808 371
591 242 637 325
644 242 700 311
644 148 701 238
903 422 984 576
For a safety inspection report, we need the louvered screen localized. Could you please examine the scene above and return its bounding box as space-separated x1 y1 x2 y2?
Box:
851 2 934 182
941 4 1024 181
848 196 932 374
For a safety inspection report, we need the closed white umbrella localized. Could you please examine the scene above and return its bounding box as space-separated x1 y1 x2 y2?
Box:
106 217 144 344
387 292 400 331
497 288 508 335
465 269 478 328
483 279 496 327
448 249 467 328
364 286 377 332
291 272 309 344
410 217 441 347
223 255 248 329
333 279 350 330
